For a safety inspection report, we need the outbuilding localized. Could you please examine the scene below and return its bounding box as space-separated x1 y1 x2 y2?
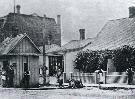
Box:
0 33 41 87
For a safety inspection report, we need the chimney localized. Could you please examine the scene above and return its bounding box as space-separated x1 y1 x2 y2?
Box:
129 7 135 18
57 15 61 26
79 29 85 40
57 15 61 46
16 5 21 14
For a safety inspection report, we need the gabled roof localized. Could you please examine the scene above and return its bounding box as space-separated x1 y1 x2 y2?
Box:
83 17 135 51
47 38 94 54
0 33 41 55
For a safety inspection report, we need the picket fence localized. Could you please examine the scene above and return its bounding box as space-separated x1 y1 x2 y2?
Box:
70 72 134 84
72 73 95 84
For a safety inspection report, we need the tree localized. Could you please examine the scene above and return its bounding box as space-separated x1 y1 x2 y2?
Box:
74 50 99 73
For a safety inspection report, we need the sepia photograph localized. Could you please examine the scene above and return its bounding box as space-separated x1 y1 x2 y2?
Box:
0 0 135 99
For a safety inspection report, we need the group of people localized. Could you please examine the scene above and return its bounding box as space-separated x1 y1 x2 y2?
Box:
126 67 134 85
1 64 30 88
1 65 14 87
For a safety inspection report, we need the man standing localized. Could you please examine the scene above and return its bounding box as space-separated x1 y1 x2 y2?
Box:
57 69 63 87
8 65 14 87
24 71 30 88
126 68 134 85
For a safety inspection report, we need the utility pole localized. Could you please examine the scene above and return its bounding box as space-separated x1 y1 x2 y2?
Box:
42 15 47 85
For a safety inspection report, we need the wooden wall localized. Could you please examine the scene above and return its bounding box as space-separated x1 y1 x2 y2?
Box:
29 56 40 86
0 55 40 87
11 37 40 54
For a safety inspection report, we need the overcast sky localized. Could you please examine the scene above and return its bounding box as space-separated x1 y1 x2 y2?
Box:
0 0 135 45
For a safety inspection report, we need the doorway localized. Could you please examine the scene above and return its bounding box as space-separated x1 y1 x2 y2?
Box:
23 56 29 72
49 56 64 76
48 56 64 84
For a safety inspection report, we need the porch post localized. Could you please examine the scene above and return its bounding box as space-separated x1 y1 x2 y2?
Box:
63 72 66 83
95 71 98 84
42 15 47 84
103 71 107 84
46 56 49 84
70 72 73 80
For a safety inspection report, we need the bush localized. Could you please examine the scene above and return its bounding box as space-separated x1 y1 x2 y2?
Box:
74 50 99 73
112 45 134 72
74 45 135 73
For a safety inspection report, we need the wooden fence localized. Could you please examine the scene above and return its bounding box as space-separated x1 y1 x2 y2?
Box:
106 72 127 84
69 72 135 84
71 73 95 84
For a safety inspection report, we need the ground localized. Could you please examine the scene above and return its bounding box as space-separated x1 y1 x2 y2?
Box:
0 87 135 99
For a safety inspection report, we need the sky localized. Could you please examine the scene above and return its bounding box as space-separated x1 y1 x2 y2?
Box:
0 0 135 45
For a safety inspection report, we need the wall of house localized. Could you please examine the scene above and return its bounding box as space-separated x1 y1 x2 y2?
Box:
1 55 40 87
64 51 78 79
29 56 40 86
39 55 49 67
11 37 40 54
0 56 25 86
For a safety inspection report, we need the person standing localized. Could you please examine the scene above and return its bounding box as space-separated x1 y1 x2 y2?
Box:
98 69 104 84
8 65 14 87
1 68 6 87
126 68 134 85
57 69 63 87
24 71 30 88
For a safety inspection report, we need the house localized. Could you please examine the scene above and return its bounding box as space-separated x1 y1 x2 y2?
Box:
83 7 135 72
46 29 94 79
0 33 41 87
0 5 61 46
46 7 135 81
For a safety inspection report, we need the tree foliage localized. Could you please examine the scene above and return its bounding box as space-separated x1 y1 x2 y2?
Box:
112 45 135 72
74 45 135 73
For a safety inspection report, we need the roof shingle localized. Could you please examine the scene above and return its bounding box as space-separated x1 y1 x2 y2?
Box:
47 38 94 54
84 17 135 51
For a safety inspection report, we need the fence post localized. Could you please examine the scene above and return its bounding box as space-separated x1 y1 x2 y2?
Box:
95 71 98 84
63 72 66 83
70 72 73 80
103 71 107 84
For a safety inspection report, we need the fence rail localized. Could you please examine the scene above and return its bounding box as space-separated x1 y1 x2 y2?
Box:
72 73 95 84
69 72 132 84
